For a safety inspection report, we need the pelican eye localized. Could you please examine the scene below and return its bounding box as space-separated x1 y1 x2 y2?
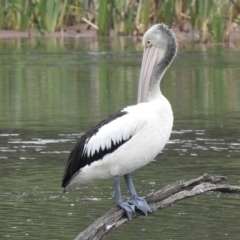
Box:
146 40 152 46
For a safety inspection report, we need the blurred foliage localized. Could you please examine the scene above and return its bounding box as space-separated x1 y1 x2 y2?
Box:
0 0 84 33
0 0 240 42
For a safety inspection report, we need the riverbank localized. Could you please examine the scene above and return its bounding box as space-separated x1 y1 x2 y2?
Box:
0 23 239 47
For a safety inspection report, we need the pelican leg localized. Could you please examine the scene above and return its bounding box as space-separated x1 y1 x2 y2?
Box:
124 174 152 215
113 176 135 219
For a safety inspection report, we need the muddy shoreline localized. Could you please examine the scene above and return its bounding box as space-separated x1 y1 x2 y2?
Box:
0 25 239 47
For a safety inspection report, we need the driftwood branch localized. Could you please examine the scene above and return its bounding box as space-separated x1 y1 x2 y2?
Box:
74 174 240 240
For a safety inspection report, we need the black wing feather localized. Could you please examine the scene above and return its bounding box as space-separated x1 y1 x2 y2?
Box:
62 111 129 188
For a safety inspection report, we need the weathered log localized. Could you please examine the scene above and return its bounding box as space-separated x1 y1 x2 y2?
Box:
74 174 240 240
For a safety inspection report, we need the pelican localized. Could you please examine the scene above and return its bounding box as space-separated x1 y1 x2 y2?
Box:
62 23 177 219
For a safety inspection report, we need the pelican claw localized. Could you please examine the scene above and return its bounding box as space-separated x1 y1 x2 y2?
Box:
128 196 151 215
118 202 136 220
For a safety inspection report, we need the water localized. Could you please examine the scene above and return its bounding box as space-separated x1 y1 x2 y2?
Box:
0 37 240 239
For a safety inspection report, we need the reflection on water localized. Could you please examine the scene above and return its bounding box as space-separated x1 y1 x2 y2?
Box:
0 37 240 239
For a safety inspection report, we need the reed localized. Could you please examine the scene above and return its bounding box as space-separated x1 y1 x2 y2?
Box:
98 0 110 35
0 0 239 42
2 0 84 34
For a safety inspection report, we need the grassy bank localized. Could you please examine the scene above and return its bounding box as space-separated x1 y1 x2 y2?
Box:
0 0 240 42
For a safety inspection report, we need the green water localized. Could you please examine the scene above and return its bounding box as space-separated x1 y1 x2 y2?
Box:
0 37 240 240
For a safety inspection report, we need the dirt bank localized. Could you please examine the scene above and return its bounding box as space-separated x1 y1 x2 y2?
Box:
0 24 239 46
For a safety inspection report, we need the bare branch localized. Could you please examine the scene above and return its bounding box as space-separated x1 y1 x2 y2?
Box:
74 174 240 240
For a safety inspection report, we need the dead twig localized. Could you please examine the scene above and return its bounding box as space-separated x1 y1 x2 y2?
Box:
74 173 240 240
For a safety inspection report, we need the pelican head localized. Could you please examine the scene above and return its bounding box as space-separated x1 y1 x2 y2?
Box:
138 23 178 103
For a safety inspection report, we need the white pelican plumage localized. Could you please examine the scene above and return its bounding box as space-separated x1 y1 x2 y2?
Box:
62 23 177 219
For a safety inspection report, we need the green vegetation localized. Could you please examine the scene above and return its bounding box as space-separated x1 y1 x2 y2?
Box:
0 0 240 42
1 0 84 33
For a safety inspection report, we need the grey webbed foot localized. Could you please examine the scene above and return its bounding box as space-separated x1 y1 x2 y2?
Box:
118 202 136 220
128 196 151 215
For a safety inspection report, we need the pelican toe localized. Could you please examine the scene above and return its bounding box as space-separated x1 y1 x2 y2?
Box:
118 202 136 220
128 196 151 215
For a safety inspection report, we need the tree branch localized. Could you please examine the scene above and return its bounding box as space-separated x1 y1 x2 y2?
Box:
74 174 240 240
